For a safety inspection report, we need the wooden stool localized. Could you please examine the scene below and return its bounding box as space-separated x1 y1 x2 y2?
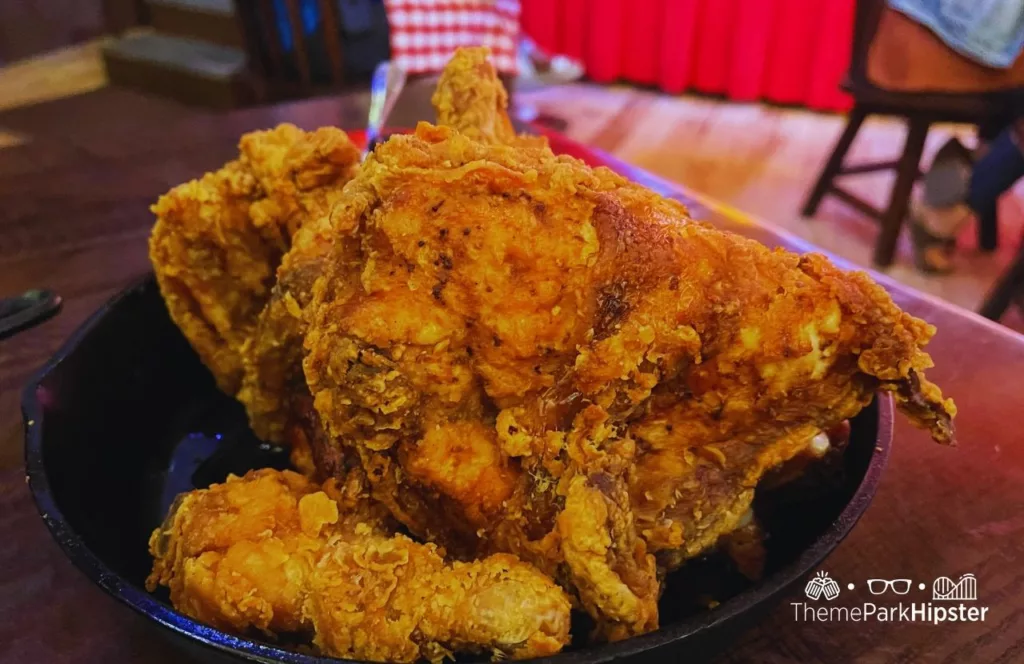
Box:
802 1 1010 267
979 239 1024 321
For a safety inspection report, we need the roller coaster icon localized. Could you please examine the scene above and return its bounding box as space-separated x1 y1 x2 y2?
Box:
932 573 977 601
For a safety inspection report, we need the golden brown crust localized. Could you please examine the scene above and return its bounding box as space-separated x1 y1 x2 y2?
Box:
150 124 360 397
235 209 348 444
149 49 956 653
148 469 571 662
306 544 571 663
150 161 266 393
432 47 548 149
302 121 954 637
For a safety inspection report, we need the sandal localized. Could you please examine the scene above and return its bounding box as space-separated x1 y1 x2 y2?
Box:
909 216 955 275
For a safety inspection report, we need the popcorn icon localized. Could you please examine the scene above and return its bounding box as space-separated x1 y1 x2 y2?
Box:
805 571 841 600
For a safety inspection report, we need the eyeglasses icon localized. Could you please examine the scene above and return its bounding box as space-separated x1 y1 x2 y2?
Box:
867 579 912 595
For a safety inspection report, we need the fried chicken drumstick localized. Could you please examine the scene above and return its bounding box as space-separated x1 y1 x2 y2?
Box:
147 469 571 662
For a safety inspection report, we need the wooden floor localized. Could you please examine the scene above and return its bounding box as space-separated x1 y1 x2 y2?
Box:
0 40 106 146
1 42 1021 328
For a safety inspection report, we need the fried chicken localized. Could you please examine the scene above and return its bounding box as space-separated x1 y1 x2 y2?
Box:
233 207 350 446
233 48 540 447
148 468 571 662
432 47 548 148
150 124 360 395
148 47 957 654
301 121 954 639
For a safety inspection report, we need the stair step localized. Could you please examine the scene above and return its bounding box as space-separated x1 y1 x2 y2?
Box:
102 32 252 108
148 0 233 13
147 0 242 48
104 32 245 78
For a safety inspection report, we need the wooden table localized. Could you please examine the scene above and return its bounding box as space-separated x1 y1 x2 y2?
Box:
1 90 1023 663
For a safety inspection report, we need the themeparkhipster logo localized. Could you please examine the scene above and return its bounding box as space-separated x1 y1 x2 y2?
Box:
793 571 988 625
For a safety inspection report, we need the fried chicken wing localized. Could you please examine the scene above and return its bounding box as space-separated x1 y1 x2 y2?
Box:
432 47 547 148
301 120 954 639
150 124 359 394
148 469 571 662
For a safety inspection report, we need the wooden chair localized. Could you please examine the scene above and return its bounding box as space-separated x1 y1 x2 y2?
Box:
233 0 347 100
801 0 1007 267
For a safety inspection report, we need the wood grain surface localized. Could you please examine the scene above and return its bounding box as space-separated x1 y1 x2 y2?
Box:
869 7 1024 94
1 90 1023 664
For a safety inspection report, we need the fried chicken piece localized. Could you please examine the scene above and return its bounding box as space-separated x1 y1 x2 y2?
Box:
150 124 359 395
147 468 571 662
554 408 660 639
236 49 540 446
234 207 351 444
146 468 357 633
307 539 571 662
432 47 547 148
301 122 954 639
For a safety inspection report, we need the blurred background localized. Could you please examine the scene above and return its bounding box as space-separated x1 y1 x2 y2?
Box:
1 0 1022 331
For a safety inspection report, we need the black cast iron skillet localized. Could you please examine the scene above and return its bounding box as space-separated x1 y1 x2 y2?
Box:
23 276 894 664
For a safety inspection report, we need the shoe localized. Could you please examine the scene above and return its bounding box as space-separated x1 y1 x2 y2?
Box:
516 37 585 91
909 207 955 275
923 137 972 209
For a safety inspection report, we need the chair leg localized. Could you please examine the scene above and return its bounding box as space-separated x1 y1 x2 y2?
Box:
977 205 999 252
873 118 929 267
801 106 868 217
978 247 1024 320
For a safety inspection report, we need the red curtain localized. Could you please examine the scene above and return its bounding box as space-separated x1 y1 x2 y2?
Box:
521 0 854 112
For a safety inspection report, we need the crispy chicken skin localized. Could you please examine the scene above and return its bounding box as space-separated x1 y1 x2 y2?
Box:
150 124 360 395
147 469 571 662
234 48 539 446
301 122 954 638
234 209 347 446
432 47 548 148
307 537 572 662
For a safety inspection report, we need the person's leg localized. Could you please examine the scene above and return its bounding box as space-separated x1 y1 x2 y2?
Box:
912 125 1024 271
966 125 1024 251
976 107 1014 158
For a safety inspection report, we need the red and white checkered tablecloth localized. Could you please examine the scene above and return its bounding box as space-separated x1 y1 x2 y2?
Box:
384 0 521 75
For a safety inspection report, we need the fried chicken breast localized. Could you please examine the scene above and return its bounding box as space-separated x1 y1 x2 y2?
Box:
148 469 571 662
301 122 954 639
233 48 539 446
